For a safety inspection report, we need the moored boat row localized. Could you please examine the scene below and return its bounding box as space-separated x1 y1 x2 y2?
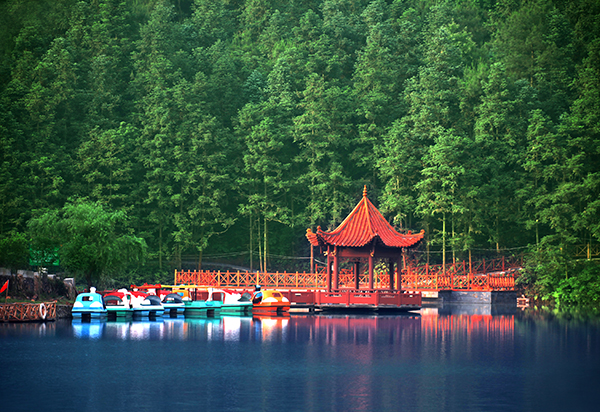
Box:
71 284 291 320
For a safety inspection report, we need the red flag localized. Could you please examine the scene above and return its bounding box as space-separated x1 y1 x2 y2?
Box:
0 280 8 293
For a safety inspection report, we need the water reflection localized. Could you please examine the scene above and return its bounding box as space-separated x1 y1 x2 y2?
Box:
253 314 290 342
0 320 56 338
422 306 515 342
72 320 105 339
223 315 252 341
65 308 517 345
70 316 260 341
2 307 600 412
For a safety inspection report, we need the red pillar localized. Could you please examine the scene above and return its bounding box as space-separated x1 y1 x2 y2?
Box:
389 259 395 291
333 246 339 290
354 261 360 290
326 245 332 292
368 248 374 290
397 255 403 291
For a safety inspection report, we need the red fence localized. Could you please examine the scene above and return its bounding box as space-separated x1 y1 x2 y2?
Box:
400 256 521 291
175 256 522 292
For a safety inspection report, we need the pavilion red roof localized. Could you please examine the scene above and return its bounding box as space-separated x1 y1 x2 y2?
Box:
306 187 424 248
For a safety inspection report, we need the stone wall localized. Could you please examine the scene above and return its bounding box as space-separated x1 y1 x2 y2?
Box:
56 304 73 318
438 290 517 305
0 268 77 301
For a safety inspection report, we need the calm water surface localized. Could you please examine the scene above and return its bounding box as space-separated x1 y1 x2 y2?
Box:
1 305 599 412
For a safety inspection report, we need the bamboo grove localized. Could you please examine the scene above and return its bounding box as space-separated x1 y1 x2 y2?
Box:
1 0 599 307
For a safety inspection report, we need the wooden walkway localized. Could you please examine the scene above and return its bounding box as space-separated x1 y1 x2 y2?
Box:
0 301 56 322
175 256 522 292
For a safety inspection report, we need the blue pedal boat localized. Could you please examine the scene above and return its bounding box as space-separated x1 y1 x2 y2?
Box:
72 288 107 320
183 299 222 318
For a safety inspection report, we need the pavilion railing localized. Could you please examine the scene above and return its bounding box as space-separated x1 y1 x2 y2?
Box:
175 256 522 291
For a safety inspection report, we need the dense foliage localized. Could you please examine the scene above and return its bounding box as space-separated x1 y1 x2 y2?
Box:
1 0 599 307
27 200 146 288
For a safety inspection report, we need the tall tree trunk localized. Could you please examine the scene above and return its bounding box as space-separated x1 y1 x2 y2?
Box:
249 213 253 271
175 243 181 271
452 212 456 264
442 212 446 275
496 206 500 253
426 220 430 265
159 225 163 271
257 215 263 273
263 217 267 273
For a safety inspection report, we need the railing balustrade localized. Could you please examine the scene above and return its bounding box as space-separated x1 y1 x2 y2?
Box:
175 256 522 291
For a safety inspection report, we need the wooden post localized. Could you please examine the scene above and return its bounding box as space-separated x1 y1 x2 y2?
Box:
467 260 471 289
310 244 314 273
354 261 360 290
588 243 591 260
469 250 472 275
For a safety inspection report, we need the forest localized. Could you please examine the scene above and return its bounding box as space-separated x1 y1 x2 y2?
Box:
0 0 599 308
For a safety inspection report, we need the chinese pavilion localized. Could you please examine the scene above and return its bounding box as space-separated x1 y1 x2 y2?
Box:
306 186 424 292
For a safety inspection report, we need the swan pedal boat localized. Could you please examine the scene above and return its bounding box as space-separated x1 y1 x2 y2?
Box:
103 290 134 319
207 288 252 315
161 293 185 317
72 288 107 320
130 291 165 318
252 289 290 315
163 285 223 318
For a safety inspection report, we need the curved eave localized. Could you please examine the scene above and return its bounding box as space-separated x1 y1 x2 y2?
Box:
307 226 424 249
305 190 425 248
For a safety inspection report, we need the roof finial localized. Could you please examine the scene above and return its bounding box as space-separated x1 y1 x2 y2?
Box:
363 185 367 197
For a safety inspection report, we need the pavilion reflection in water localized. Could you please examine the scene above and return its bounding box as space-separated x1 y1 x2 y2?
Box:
421 307 515 342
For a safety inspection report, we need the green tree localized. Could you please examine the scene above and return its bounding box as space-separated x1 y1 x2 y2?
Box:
76 123 136 210
28 200 146 289
0 230 29 272
294 73 354 228
353 0 418 172
491 0 576 121
379 4 475 262
236 58 296 271
132 1 182 270
474 64 537 250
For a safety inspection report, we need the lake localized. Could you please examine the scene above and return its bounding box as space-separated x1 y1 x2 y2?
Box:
1 305 599 412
